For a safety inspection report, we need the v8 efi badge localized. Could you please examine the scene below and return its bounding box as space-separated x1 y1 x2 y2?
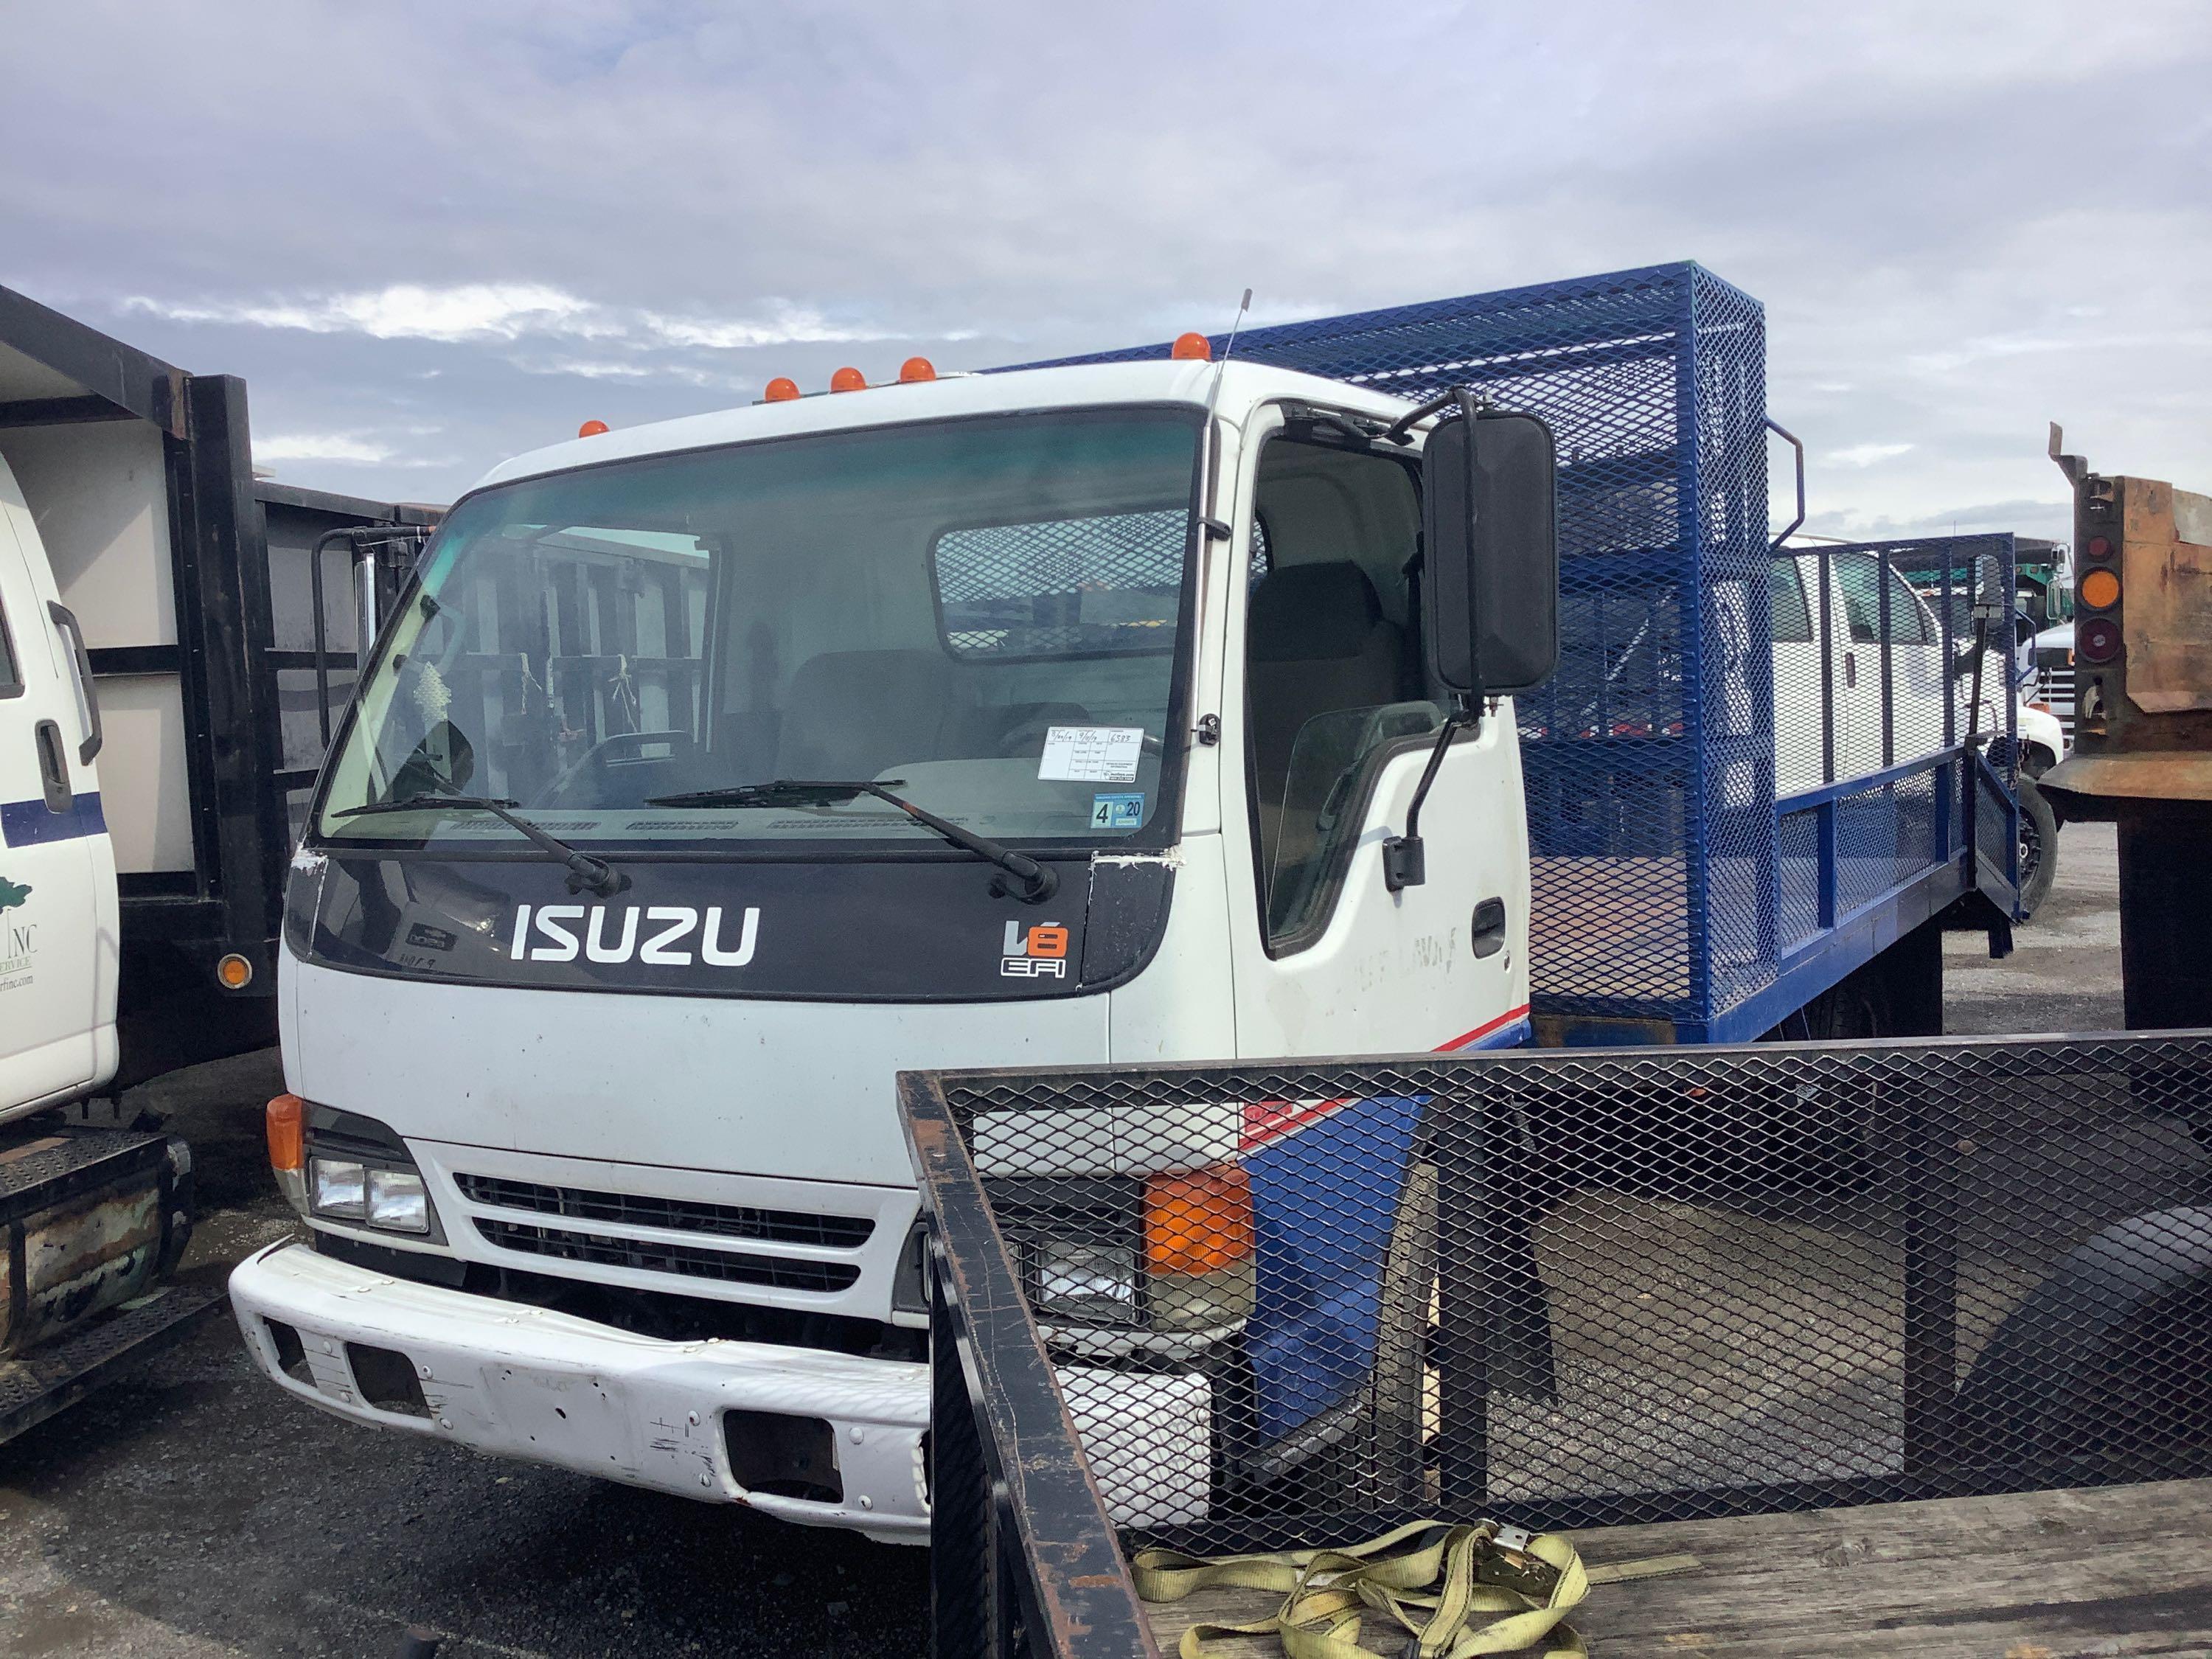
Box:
1001 920 1069 978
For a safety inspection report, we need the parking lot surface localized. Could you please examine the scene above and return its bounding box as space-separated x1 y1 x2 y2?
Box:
0 825 2126 1658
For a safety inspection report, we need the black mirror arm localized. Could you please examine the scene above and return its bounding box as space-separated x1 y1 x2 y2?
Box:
1384 386 1486 447
1382 701 1478 892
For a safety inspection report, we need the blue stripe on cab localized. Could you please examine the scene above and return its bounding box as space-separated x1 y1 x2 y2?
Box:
1 791 106 847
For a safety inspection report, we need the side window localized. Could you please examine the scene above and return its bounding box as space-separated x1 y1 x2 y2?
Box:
1836 553 1881 644
1885 565 1935 644
933 509 1185 660
1244 438 1430 950
1837 552 1935 646
1770 560 1813 644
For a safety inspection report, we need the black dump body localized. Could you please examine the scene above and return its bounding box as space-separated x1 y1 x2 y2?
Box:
0 283 439 1084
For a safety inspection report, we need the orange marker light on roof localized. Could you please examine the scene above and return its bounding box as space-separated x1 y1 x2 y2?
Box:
577 419 611 437
900 356 937 383
830 366 867 393
1171 332 1211 361
765 377 801 403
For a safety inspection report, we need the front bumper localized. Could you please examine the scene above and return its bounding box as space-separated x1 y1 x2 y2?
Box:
229 1239 931 1540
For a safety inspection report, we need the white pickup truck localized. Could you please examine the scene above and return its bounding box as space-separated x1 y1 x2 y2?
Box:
1 448 203 1443
0 448 115 1120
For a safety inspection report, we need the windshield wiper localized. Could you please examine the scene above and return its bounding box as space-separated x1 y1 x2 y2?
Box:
647 779 1058 903
333 792 627 897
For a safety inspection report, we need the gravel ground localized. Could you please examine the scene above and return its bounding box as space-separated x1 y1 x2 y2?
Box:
0 824 2128 1658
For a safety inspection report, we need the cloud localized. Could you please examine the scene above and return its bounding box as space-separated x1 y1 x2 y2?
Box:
253 431 447 467
127 283 600 343
122 282 908 355
639 305 891 349
1828 442 1914 469
253 432 396 464
3 0 2204 512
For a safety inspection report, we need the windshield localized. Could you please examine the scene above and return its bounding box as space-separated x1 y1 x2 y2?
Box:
315 407 1203 849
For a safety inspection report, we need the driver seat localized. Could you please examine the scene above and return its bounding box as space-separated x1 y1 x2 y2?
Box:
776 649 969 780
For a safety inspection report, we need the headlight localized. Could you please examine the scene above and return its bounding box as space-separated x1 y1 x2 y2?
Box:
1032 1242 1141 1326
295 1104 445 1242
311 1158 432 1235
366 1168 431 1234
310 1158 367 1220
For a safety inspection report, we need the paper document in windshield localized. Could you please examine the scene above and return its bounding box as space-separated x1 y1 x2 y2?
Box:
1038 725 1144 783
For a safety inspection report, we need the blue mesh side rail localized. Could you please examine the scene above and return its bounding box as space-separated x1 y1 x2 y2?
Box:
1002 264 1767 1037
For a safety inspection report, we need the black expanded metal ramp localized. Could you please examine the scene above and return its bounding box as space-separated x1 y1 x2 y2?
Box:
0 1282 225 1445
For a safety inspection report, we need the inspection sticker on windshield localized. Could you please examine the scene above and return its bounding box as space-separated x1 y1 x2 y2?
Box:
1091 793 1144 830
1039 726 1144 783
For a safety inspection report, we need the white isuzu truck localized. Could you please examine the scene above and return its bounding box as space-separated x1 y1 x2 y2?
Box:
229 271 2019 1539
233 356 1558 1540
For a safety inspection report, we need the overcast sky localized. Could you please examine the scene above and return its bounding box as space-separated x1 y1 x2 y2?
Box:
4 1 2207 541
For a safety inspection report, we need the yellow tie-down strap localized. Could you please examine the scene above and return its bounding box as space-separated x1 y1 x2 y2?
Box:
1132 1519 1699 1659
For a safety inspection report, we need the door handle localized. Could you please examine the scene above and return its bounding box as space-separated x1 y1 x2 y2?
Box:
47 601 102 764
1471 897 1507 959
33 717 72 812
1843 650 1858 690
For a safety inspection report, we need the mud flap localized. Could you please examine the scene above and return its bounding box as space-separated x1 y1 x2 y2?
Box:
1968 748 2025 925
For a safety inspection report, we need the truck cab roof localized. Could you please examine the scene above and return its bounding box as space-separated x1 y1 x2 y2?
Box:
473 360 1420 493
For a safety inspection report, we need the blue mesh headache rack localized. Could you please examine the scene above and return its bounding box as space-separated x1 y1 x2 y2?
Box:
1010 262 2022 1044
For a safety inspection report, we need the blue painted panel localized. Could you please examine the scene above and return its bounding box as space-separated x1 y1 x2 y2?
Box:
0 791 105 848
1240 1018 1530 1445
1245 1093 1423 1441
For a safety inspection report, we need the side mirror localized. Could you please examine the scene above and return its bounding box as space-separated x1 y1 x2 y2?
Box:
1422 403 1559 698
1382 400 1559 895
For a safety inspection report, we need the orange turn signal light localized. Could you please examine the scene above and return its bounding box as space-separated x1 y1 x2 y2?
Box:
215 952 254 990
1171 331 1211 361
765 377 801 402
1144 1165 1253 1276
900 356 937 383
577 419 611 437
266 1093 305 1174
830 366 867 393
2080 568 2121 611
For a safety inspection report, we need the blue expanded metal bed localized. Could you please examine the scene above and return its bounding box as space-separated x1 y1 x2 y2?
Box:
1012 262 2022 1043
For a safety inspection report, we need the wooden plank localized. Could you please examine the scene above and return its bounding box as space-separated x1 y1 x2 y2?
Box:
1140 1479 2212 1657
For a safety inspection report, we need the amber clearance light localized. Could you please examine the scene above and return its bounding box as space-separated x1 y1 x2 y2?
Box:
266 1093 305 1174
1144 1165 1253 1275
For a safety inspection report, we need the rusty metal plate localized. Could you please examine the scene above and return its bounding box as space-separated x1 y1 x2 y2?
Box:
2121 479 2212 715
